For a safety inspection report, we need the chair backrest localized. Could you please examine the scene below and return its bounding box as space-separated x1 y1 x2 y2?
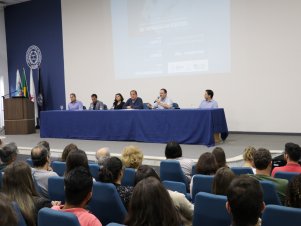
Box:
262 204 301 226
160 160 187 187
12 202 28 226
260 180 282 205
191 164 196 176
89 163 100 179
103 104 108 110
193 192 230 226
172 103 180 109
38 207 80 226
121 168 136 186
192 175 214 202
88 182 127 225
106 223 125 226
26 158 33 167
162 180 187 195
48 176 65 203
52 161 66 176
231 167 254 175
143 103 149 109
274 171 300 182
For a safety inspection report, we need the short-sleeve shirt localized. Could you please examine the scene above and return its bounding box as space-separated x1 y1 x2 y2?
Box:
199 100 218 109
153 97 173 109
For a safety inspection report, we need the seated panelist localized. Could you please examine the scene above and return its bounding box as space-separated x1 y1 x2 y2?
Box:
199 89 218 109
89 94 104 110
68 93 83 110
148 88 173 109
113 93 125 110
123 90 143 109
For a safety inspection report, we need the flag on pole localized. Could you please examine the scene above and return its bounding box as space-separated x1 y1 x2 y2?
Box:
22 68 29 98
37 67 44 111
15 69 22 96
29 68 38 125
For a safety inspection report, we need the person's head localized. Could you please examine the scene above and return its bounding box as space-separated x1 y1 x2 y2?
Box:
204 89 214 100
114 93 124 102
284 142 301 163
285 174 301 208
37 140 50 153
91 94 98 103
31 145 50 168
0 142 18 165
130 90 138 100
121 145 144 169
98 156 124 183
0 193 18 226
226 176 265 226
196 152 218 175
66 149 89 174
3 161 38 226
95 147 110 166
125 177 181 226
212 167 236 195
253 148 272 171
160 88 167 99
212 147 227 169
64 166 93 207
243 146 256 167
135 165 160 185
70 93 76 102
165 141 182 159
61 143 78 162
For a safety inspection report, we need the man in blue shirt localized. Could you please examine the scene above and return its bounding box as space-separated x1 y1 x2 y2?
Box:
123 90 143 109
199 89 218 108
68 93 83 110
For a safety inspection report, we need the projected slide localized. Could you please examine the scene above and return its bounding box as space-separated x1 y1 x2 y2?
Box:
110 0 230 79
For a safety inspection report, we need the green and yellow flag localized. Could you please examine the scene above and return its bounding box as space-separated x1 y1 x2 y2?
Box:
22 68 29 98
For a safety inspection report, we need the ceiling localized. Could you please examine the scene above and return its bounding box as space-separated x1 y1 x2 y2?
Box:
0 0 31 7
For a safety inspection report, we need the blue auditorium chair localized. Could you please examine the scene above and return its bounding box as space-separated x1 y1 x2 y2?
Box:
192 174 214 202
48 176 65 203
38 207 80 226
88 163 100 179
191 164 196 176
262 204 301 226
193 192 230 226
26 158 33 167
172 103 180 109
52 161 66 176
12 202 27 226
260 180 282 205
106 223 125 226
121 167 136 186
162 180 192 201
231 167 254 175
274 171 300 182
88 182 127 225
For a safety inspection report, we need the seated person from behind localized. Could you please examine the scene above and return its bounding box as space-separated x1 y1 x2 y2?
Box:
113 93 125 109
271 142 301 176
52 167 102 226
68 93 83 110
147 88 173 109
123 90 143 109
0 142 18 172
199 89 218 108
95 147 111 166
89 94 104 110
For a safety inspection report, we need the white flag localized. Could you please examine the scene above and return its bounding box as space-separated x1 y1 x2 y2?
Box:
29 68 38 125
15 69 22 96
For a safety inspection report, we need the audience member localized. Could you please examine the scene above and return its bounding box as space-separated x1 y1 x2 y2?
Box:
195 152 218 175
226 176 265 226
65 149 90 174
212 167 236 195
148 88 173 109
3 161 52 226
243 146 256 173
135 165 194 226
0 193 18 226
98 157 133 209
250 148 288 203
68 93 83 110
285 174 301 208
52 167 102 226
0 142 18 172
95 147 110 166
199 89 218 109
37 140 50 153
113 93 125 109
121 145 144 169
0 138 3 147
272 142 301 176
165 141 194 183
31 145 59 199
89 94 104 110
123 90 143 109
212 147 228 169
125 177 181 226
61 143 78 162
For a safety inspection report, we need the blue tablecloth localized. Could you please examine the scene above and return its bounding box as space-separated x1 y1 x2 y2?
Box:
40 109 228 146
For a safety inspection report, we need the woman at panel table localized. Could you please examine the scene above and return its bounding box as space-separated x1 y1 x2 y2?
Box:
112 93 125 110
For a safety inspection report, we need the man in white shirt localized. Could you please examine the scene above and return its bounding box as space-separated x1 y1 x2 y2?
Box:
148 88 173 109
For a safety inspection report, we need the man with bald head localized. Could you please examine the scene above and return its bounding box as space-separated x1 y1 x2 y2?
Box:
95 147 111 166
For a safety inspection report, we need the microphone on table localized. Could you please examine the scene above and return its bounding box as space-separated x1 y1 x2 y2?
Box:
154 97 160 103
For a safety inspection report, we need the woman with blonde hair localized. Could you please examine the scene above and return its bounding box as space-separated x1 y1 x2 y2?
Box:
243 146 256 173
121 145 144 169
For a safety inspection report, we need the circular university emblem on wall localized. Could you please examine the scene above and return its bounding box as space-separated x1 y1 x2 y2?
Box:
26 45 42 69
